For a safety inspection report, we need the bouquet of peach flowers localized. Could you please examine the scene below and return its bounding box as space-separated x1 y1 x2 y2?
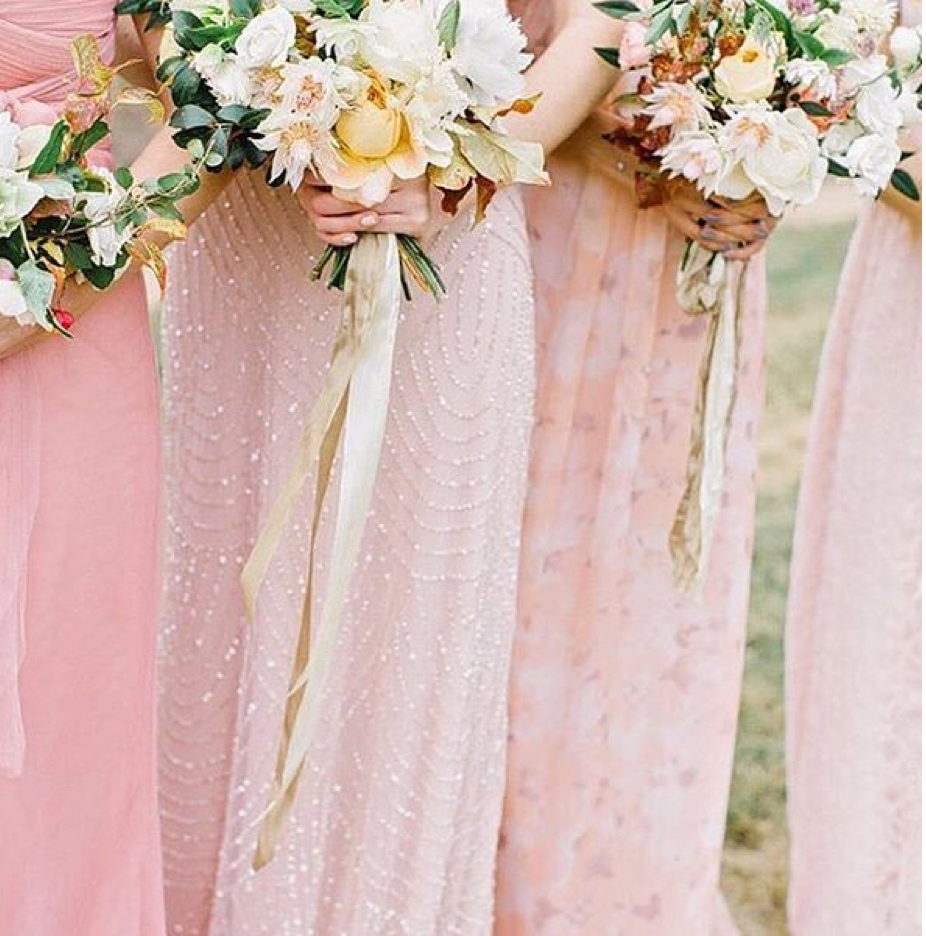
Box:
597 0 921 590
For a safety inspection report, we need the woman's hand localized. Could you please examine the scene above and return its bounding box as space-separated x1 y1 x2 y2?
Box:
298 176 444 246
663 182 778 260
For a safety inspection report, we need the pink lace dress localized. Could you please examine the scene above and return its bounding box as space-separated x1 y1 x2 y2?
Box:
0 4 164 935
495 5 765 933
156 38 535 936
786 178 922 936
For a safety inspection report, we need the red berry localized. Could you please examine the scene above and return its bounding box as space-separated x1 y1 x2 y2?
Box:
53 308 75 330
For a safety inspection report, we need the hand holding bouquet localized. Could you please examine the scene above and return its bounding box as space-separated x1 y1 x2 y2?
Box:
597 0 922 590
0 36 198 346
117 0 546 866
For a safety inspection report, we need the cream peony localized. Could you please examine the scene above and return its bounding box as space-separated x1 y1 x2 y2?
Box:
355 0 443 85
720 106 828 215
715 37 779 104
235 6 296 70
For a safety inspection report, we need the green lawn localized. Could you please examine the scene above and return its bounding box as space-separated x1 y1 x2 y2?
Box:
722 211 857 936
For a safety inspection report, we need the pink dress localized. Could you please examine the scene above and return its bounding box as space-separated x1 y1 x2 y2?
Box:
0 4 165 936
156 19 535 932
785 197 922 934
495 9 765 931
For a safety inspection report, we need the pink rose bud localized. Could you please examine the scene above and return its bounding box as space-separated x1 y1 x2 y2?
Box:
10 98 59 129
620 22 652 70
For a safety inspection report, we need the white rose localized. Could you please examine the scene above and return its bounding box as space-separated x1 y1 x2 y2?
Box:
855 75 903 136
722 106 828 215
0 112 21 171
0 168 44 237
840 53 888 92
715 37 779 104
235 6 296 70
844 132 902 195
193 45 253 106
890 25 922 70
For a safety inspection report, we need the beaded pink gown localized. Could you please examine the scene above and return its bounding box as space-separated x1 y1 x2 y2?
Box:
494 8 765 934
0 4 164 935
157 75 534 936
785 199 922 935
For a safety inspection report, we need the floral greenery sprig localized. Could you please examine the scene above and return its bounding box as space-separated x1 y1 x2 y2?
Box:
114 0 547 298
0 36 200 334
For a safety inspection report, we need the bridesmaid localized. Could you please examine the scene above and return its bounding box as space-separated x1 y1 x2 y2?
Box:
0 9 233 933
0 6 165 934
785 14 922 929
495 3 773 935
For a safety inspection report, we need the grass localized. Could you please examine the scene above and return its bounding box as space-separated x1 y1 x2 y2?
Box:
721 204 858 936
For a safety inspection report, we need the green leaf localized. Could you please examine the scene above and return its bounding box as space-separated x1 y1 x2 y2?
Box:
819 47 854 67
72 119 111 161
168 62 204 106
62 241 94 271
230 0 262 18
115 166 134 189
827 158 850 178
794 30 825 59
171 104 218 130
29 122 69 176
890 167 921 201
595 46 622 68
594 0 641 17
798 100 833 117
157 172 191 192
16 260 56 317
83 264 117 290
437 0 461 52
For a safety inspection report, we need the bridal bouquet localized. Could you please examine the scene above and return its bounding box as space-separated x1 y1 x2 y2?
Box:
117 0 545 866
597 0 922 590
0 37 198 336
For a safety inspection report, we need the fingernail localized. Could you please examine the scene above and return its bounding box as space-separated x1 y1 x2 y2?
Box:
705 212 723 223
360 214 378 228
340 234 357 245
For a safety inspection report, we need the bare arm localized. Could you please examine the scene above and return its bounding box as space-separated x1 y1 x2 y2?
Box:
503 0 623 157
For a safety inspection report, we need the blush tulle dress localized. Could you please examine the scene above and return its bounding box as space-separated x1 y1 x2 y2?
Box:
495 6 765 934
0 4 164 935
156 8 534 932
786 184 922 935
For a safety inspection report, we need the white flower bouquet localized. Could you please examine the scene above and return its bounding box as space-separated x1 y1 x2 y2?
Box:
0 37 197 337
119 0 546 295
116 0 546 865
597 0 921 590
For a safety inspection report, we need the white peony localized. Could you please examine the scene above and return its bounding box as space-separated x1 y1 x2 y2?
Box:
855 75 903 136
355 0 443 85
719 106 828 215
822 118 866 157
0 168 44 237
816 11 861 52
841 0 897 39
447 0 531 108
78 169 132 267
844 132 902 195
235 6 296 70
0 112 21 172
194 45 254 106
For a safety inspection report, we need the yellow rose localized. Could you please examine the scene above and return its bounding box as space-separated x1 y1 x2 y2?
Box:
336 100 404 160
715 38 778 104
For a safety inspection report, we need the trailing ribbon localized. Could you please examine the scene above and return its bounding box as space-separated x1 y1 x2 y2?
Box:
242 233 402 869
670 244 749 596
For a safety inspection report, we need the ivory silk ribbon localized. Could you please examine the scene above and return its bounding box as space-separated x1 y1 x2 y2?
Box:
242 233 402 870
670 244 749 596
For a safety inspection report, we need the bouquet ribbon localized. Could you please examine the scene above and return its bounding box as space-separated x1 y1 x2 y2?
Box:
241 233 402 869
670 244 749 595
